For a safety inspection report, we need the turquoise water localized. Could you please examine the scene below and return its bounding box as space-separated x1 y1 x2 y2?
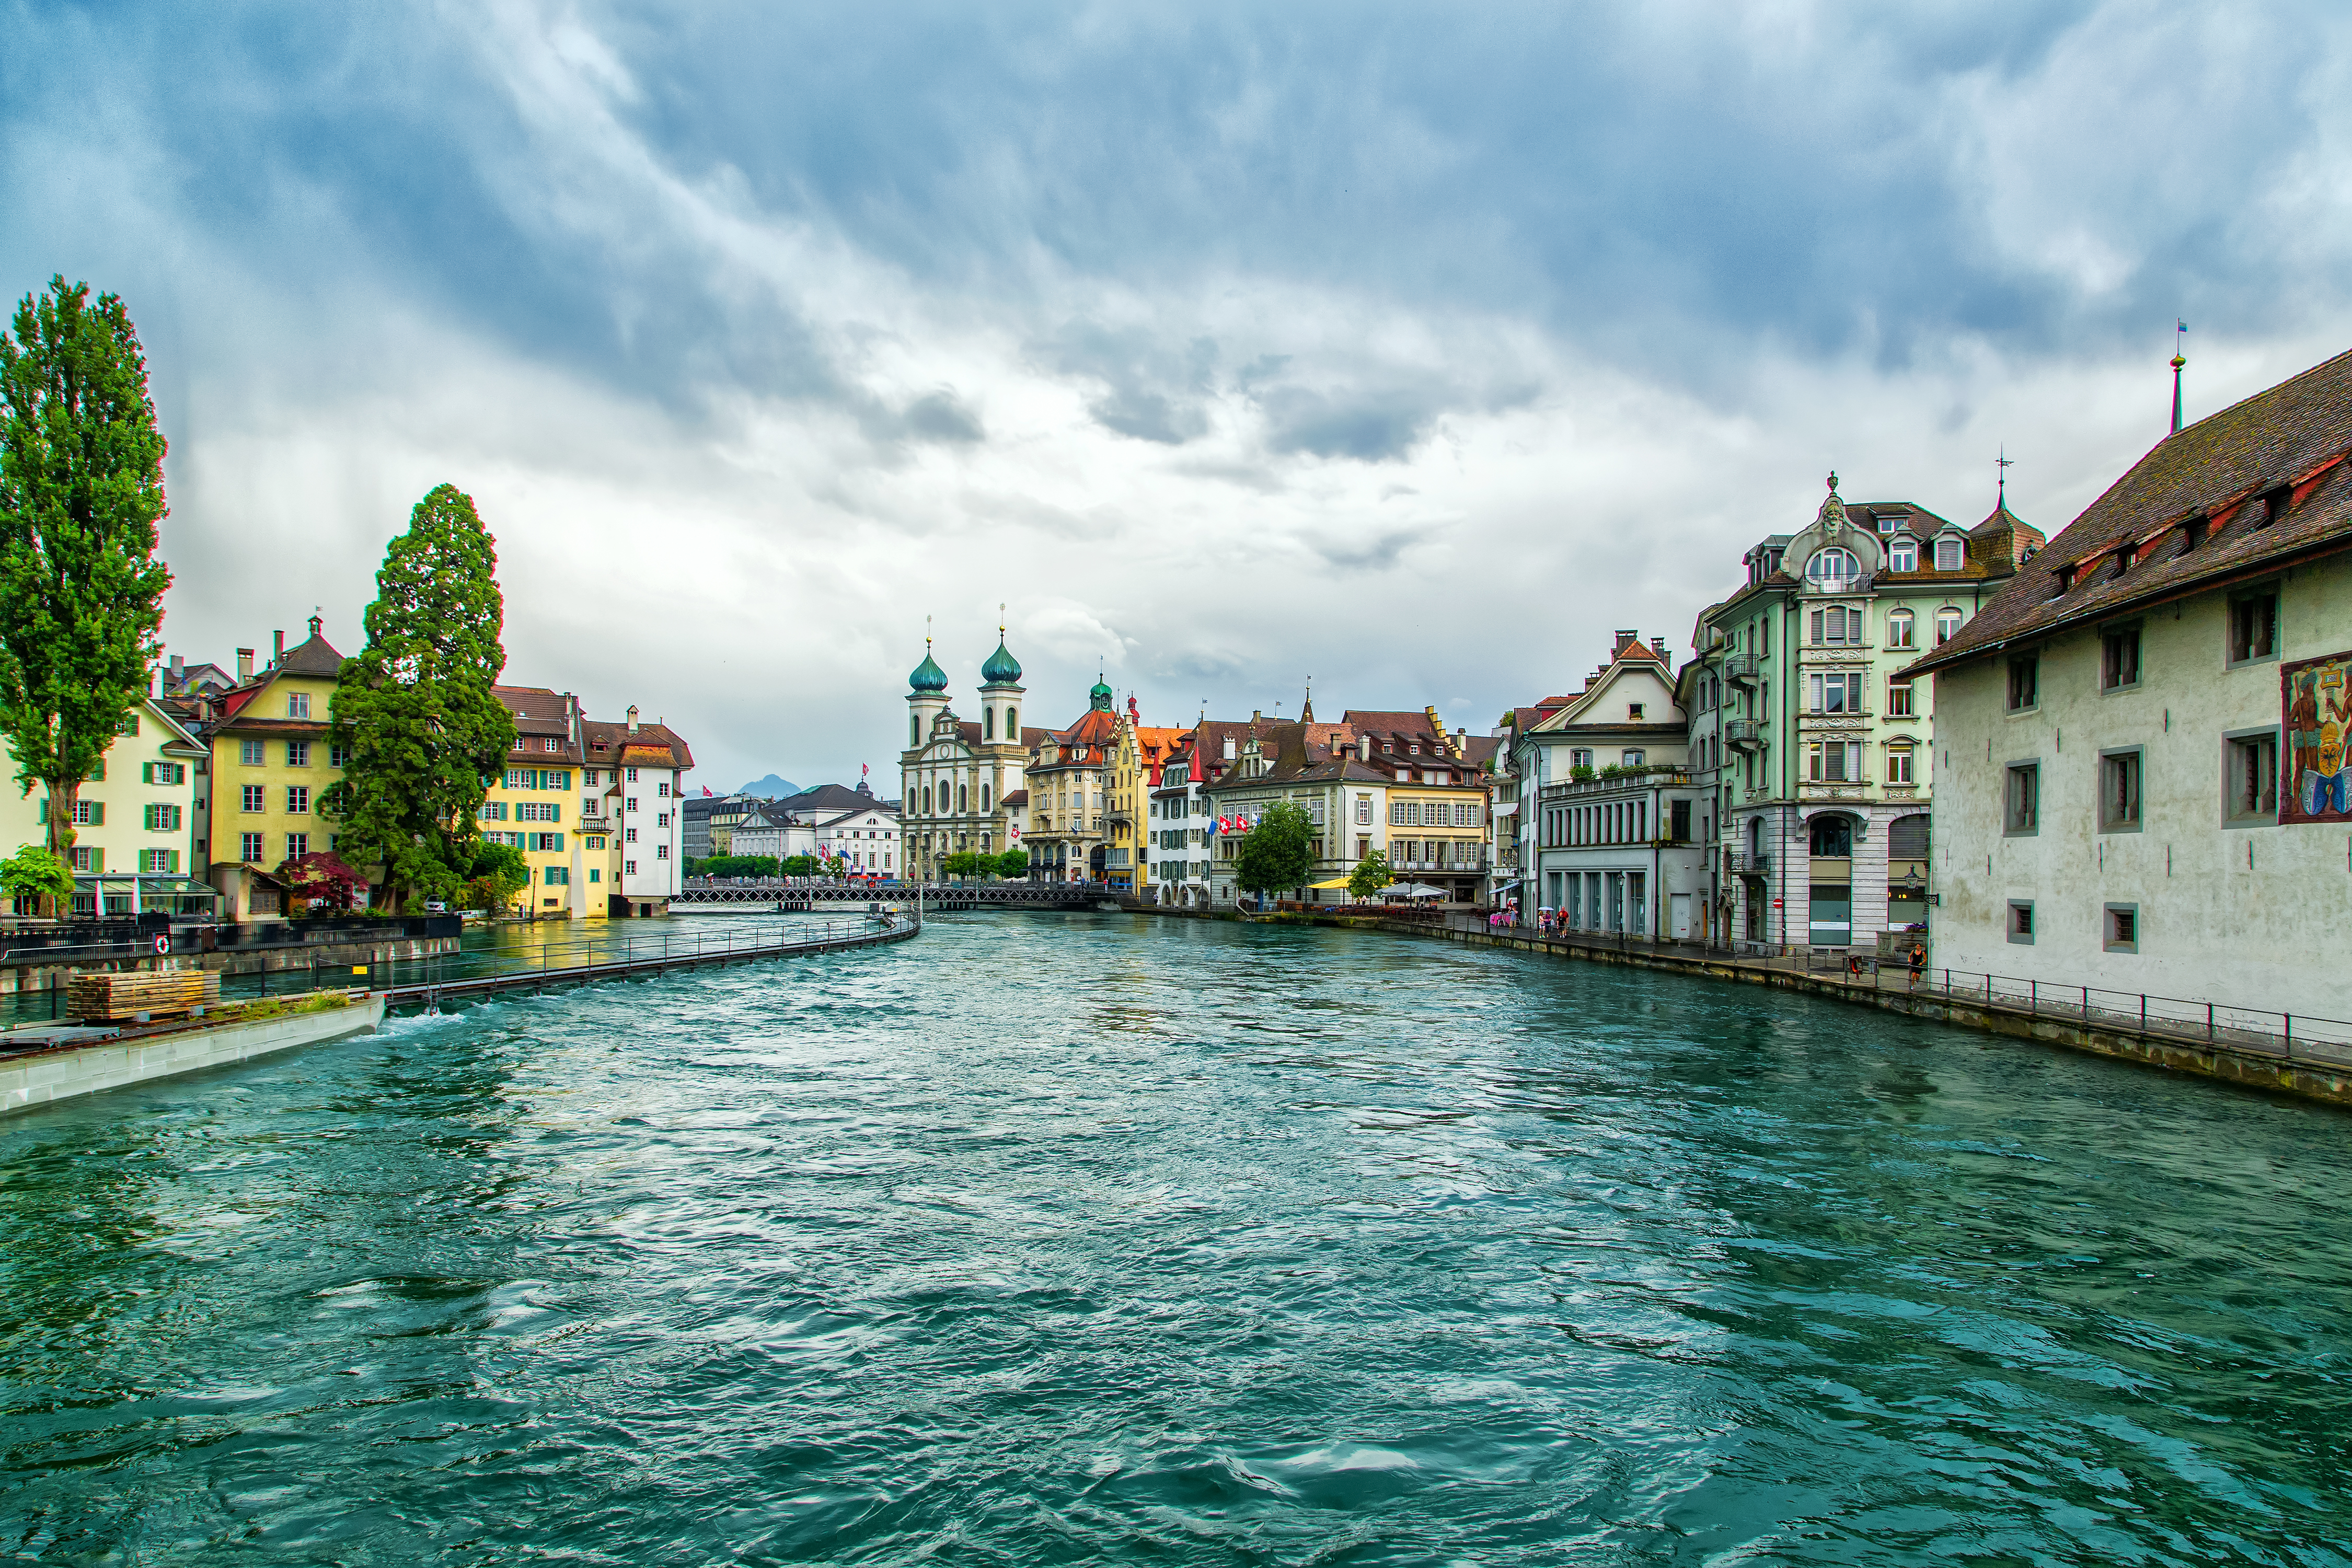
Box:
4 912 2348 1563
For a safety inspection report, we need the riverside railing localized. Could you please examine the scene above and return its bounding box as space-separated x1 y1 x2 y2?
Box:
1430 916 2352 1069
0 916 913 1031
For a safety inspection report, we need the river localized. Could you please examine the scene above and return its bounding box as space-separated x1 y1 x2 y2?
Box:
4 910 2347 1562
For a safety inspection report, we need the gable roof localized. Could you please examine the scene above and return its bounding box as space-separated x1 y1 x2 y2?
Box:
274 629 345 678
1910 345 2352 675
583 718 695 771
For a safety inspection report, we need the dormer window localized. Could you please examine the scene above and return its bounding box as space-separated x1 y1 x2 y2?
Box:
1887 539 1917 572
1934 537 1964 571
1806 547 1860 589
1874 511 1903 534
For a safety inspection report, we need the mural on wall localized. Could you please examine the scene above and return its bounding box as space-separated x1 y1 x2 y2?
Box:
2284 649 2352 823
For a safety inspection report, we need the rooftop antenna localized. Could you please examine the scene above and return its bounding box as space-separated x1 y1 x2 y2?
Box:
2171 319 2188 435
1996 446 2014 510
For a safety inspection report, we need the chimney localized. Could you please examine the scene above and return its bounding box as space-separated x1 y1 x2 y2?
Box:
272 629 285 666
626 704 639 734
237 648 255 682
1652 637 1669 660
1613 628 1639 658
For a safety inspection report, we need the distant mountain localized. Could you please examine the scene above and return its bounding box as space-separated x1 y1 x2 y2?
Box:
739 774 801 799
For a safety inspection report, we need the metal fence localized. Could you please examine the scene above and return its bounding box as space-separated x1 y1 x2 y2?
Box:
1435 916 2352 1068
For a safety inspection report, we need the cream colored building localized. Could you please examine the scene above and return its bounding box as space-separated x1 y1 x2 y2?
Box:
1910 348 2352 1021
1 685 211 917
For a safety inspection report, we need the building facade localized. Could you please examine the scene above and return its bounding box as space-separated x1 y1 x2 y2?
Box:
587 709 693 915
199 618 350 919
1705 481 2039 952
1908 348 2352 1020
900 636 1033 881
1023 677 1117 883
1 686 212 917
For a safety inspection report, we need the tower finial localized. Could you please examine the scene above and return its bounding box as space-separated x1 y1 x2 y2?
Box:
999 602 1006 638
1826 470 1839 494
2171 319 2188 435
1996 445 2013 509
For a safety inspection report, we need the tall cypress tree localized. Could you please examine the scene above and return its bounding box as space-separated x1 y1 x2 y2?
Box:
0 278 172 862
328 483 515 912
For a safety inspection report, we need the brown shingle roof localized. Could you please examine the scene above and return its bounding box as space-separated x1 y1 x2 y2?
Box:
583 718 695 771
1911 347 2352 675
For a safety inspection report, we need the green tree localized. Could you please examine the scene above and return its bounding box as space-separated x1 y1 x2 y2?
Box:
327 485 515 913
0 279 172 860
939 850 976 880
1233 801 1317 901
1 842 74 909
780 854 817 877
1347 848 1393 901
467 840 531 909
995 849 1029 880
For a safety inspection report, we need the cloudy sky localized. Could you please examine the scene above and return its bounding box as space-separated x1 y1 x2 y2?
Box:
7 1 2351 792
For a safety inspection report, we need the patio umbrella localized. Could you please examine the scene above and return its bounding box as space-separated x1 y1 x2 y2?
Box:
1306 876 1354 889
1382 882 1447 899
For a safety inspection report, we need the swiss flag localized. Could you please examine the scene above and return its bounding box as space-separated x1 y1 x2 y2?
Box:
701 786 712 796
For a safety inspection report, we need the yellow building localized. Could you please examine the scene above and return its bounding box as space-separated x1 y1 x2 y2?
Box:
1 684 212 917
199 617 350 918
1104 707 1186 895
482 686 615 918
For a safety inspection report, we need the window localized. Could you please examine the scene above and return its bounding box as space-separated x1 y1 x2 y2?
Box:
143 803 182 831
239 740 266 766
2226 731 2279 824
627 768 639 782
286 785 310 814
590 868 601 883
657 844 670 859
1809 605 1860 645
1621 749 1644 766
287 692 311 719
287 739 311 767
625 860 637 875
1805 547 1860 588
141 762 187 786
1570 748 1593 769
531 832 563 852
626 797 638 812
2005 654 2038 712
1934 537 1964 571
1355 797 1371 825
2100 625 2142 691
656 812 671 827
1806 741 1863 781
626 827 638 843
545 866 569 886
2008 900 2035 943
1887 745 1914 784
1887 540 1917 573
2099 749 2143 832
140 849 180 874
1935 607 1963 645
1808 672 1863 713
285 831 308 859
1885 608 1915 648
2229 589 2278 664
118 712 141 736
2004 764 2039 834
1627 704 1645 721
2104 903 2139 953
241 832 265 863
241 784 266 813
70 846 101 872
1886 681 1915 718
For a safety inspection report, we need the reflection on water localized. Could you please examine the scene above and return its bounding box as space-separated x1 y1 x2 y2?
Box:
3 910 2349 1563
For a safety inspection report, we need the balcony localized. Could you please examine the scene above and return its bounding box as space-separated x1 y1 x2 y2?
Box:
1723 652 1760 686
1725 849 1770 874
577 814 614 834
1725 719 1765 752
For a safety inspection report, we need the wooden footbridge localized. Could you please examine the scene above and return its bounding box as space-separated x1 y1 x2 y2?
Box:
671 882 1110 913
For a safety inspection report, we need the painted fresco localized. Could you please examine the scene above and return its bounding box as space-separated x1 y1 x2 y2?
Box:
2284 648 2352 824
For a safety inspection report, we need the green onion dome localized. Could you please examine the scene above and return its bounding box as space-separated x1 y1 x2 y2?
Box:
1089 675 1114 710
981 638 1023 685
909 649 949 693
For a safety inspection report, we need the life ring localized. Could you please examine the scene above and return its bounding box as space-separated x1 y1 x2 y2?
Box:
153 934 169 954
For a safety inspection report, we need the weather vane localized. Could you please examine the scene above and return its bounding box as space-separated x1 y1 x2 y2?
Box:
1996 446 2013 508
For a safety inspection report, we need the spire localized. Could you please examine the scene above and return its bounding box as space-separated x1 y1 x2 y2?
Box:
1996 445 2013 510
908 617 949 694
2171 319 2188 435
1301 677 1315 725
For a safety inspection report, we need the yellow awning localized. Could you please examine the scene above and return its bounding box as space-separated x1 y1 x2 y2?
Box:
1307 877 1355 889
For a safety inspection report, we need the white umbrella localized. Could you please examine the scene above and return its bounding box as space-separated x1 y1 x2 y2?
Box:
1382 882 1447 900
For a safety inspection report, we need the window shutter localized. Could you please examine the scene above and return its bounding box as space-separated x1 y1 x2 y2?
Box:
90 802 103 826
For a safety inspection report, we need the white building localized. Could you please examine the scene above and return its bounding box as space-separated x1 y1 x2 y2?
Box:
1908 348 2352 1021
586 708 693 915
901 635 1034 880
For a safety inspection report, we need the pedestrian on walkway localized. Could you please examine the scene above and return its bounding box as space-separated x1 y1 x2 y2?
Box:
1907 941 1926 990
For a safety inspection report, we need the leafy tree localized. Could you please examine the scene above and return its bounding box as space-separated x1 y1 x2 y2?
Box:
939 850 976 880
0 279 172 858
1 841 74 911
995 849 1028 879
327 485 515 913
699 854 780 879
467 840 531 908
1348 849 1393 901
780 854 817 877
279 851 370 915
1233 801 1316 898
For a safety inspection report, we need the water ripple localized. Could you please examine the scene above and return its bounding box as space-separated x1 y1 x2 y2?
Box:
3 911 2349 1563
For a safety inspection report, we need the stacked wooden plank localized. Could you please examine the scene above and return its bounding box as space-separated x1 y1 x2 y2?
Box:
66 969 223 1022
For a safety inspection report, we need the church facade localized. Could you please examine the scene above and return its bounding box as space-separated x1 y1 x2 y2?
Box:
899 633 1036 881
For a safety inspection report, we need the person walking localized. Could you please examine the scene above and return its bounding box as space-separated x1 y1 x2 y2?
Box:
1907 940 1926 991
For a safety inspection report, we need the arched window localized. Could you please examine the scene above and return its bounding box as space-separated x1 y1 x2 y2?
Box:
1935 607 1963 644
958 784 969 813
1808 815 1853 857
985 708 995 740
1006 707 1018 735
981 783 992 812
1934 537 1964 571
1886 608 1915 649
923 785 932 814
1806 547 1860 588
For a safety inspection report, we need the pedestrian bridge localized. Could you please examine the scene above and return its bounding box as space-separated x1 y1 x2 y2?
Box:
671 881 1110 913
